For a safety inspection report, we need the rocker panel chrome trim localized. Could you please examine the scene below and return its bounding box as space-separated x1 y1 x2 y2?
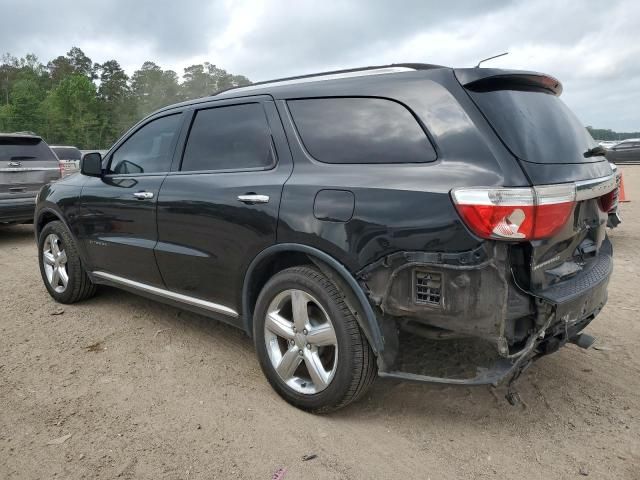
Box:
92 271 238 318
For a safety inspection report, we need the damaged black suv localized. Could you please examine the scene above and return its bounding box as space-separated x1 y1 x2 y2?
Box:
35 64 616 412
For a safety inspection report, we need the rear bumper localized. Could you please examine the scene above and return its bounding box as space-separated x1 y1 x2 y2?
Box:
361 239 612 385
0 197 36 223
531 238 612 325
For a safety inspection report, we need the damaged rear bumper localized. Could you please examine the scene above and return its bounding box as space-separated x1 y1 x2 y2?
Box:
358 239 612 386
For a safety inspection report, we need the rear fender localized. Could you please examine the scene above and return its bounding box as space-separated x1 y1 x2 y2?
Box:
242 243 384 357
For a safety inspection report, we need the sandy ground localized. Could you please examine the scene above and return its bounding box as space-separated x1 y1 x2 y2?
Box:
1 167 639 480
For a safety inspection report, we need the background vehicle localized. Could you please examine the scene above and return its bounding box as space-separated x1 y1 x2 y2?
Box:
607 162 623 228
80 149 109 158
598 140 619 149
50 145 82 177
1 133 60 224
605 138 640 164
34 64 615 412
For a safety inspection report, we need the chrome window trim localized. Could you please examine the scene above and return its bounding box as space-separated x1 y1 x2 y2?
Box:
92 271 238 318
216 67 416 96
575 174 616 201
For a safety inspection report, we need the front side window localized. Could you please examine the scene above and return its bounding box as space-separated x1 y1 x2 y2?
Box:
109 113 182 174
181 103 273 172
288 97 437 164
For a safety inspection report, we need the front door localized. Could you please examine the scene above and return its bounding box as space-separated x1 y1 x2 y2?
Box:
79 112 185 286
155 99 293 320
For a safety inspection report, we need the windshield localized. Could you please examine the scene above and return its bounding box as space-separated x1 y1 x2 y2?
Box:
467 88 599 164
0 137 57 162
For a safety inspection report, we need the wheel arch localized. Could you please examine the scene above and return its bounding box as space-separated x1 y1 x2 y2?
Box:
35 207 90 267
35 207 67 239
242 243 383 355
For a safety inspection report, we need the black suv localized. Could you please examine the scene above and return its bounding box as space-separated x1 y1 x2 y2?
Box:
35 64 616 412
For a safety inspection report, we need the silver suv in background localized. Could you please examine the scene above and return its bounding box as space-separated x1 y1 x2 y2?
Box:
51 145 82 177
1 133 60 224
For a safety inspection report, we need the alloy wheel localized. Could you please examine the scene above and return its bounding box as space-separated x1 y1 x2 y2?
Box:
42 233 69 293
264 289 338 394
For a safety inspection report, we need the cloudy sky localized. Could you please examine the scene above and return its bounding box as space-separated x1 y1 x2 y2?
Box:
2 0 639 131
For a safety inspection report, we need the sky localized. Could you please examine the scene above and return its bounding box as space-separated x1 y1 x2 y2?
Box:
2 0 639 131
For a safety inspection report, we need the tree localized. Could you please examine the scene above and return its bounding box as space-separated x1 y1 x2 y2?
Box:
44 74 98 148
181 62 251 99
131 61 182 116
1 48 252 148
48 47 95 85
4 78 46 132
95 60 136 146
66 47 95 79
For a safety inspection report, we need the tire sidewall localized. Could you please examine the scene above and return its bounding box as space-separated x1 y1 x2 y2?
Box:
253 268 359 410
38 221 81 303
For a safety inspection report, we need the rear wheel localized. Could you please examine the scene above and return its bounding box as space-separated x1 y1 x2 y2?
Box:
254 266 376 412
38 221 96 304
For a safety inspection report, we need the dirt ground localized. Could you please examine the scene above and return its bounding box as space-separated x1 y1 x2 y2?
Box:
1 167 639 480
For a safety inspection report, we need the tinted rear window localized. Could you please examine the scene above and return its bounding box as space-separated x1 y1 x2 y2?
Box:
467 88 598 164
181 103 273 172
288 97 437 164
0 137 57 162
52 147 82 160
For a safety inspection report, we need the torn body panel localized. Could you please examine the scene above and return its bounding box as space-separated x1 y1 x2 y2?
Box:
358 237 611 385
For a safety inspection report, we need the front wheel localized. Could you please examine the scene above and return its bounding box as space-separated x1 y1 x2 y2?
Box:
38 221 96 304
253 266 376 412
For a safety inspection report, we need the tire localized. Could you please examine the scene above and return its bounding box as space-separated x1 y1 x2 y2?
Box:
38 220 96 304
253 265 376 412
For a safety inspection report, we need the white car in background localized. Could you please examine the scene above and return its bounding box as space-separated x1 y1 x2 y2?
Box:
50 145 82 177
598 140 619 149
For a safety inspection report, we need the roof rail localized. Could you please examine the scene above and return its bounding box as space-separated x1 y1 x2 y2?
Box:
214 63 443 96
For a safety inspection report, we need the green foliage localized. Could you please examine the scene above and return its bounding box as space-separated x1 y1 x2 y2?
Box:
0 47 252 149
586 126 640 141
182 62 251 99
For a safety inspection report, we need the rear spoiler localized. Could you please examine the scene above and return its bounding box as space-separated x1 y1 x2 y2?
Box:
454 68 563 96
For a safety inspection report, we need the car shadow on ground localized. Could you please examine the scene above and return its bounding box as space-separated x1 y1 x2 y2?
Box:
0 224 34 245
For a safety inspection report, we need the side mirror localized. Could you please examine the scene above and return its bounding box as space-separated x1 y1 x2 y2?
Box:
81 152 103 177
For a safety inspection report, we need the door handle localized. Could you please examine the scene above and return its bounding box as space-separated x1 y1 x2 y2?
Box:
133 191 154 200
237 194 270 204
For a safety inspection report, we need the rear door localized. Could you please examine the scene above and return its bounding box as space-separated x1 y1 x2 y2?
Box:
155 97 292 318
78 112 185 286
0 136 59 201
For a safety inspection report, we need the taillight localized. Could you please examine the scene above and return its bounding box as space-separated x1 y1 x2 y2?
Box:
598 189 617 212
58 161 65 178
451 184 576 241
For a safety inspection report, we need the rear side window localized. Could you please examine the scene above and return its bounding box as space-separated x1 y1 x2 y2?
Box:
288 97 436 164
109 113 182 174
181 103 273 172
0 137 57 162
52 147 82 160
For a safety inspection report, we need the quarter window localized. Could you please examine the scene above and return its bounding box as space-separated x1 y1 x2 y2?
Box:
181 103 273 172
288 97 436 164
109 113 182 174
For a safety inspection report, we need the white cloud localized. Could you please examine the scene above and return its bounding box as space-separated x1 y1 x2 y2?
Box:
1 0 638 130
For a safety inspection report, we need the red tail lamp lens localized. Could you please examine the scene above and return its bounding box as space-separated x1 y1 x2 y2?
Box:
452 184 576 241
598 189 617 212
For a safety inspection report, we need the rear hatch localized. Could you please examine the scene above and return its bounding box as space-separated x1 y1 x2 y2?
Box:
0 135 60 201
454 69 614 316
